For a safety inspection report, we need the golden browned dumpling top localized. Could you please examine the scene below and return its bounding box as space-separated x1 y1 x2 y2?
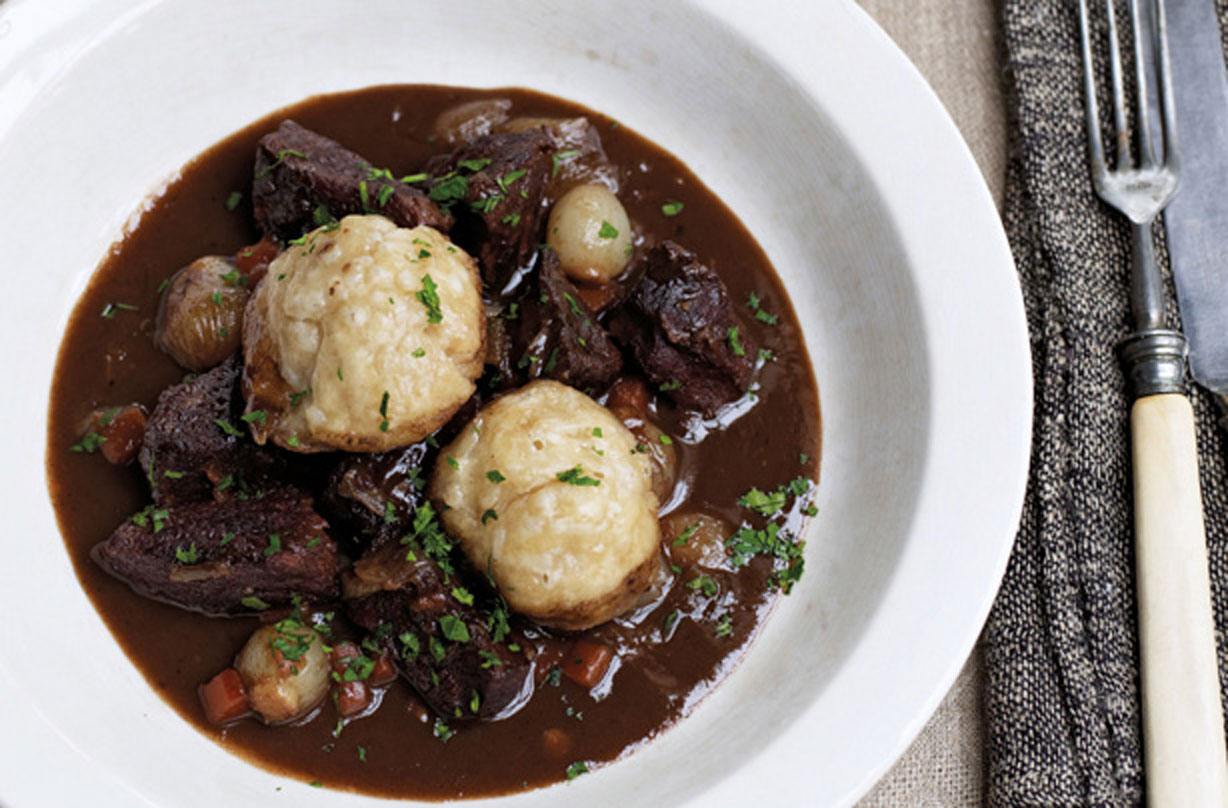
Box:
430 380 663 631
243 215 485 452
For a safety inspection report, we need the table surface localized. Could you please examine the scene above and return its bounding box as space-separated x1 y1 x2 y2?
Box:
853 1 1005 805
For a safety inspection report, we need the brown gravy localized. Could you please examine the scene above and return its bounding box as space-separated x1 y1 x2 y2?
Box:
45 85 820 799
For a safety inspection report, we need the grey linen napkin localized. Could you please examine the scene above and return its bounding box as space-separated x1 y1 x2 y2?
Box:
985 1 1228 806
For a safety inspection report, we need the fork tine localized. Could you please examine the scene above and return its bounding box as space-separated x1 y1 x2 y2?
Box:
1155 0 1179 175
1105 0 1133 169
1080 0 1108 177
1129 0 1157 166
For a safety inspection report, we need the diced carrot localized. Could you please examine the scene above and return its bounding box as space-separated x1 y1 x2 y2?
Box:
199 668 248 725
573 281 620 314
234 235 280 281
97 405 146 466
328 641 362 673
560 640 614 689
336 680 370 718
606 377 649 413
369 653 397 686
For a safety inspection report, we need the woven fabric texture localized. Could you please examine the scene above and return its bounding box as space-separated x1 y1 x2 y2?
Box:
985 1 1228 806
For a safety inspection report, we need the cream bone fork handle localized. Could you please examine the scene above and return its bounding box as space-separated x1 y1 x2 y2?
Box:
1079 1 1228 806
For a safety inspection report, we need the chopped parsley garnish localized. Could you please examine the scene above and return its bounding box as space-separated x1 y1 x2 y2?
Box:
497 168 527 190
358 746 367 762
312 205 336 227
479 651 504 669
433 718 454 742
400 631 421 660
715 613 734 638
563 292 584 315
486 469 506 484
481 508 498 525
218 268 247 287
556 465 600 486
687 576 717 598
379 390 390 432
214 418 242 437
546 667 562 687
661 200 684 216
663 609 681 634
400 502 456 578
597 220 619 239
400 172 428 184
659 380 682 392
747 291 779 324
342 654 375 682
210 291 224 305
500 212 522 227
592 427 603 438
220 532 235 546
469 690 481 714
551 149 581 177
429 173 469 206
271 617 313 663
163 469 185 479
439 615 471 643
263 534 282 557
289 388 310 407
487 598 511 643
412 347 426 358
673 523 699 546
429 636 446 662
457 157 492 173
174 544 199 564
727 326 745 357
737 486 787 516
445 455 459 469
451 586 474 606
225 191 243 211
287 434 301 448
100 302 138 319
565 761 589 780
131 505 170 533
255 148 307 180
241 596 270 611
659 434 673 445
416 274 443 324
241 410 267 426
377 184 395 207
69 432 106 454
383 501 398 524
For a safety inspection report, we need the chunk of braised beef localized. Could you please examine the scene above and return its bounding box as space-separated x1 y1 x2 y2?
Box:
344 543 533 722
517 116 621 198
609 241 755 416
505 249 623 391
425 130 552 290
321 441 433 549
140 356 283 505
252 120 451 241
92 488 337 617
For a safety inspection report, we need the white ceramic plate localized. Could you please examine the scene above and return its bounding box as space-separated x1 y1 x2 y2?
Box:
0 0 1030 805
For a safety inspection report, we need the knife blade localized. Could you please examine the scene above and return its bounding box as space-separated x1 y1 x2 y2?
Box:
1164 0 1228 410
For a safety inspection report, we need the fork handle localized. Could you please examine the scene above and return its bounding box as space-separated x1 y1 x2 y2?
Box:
1132 393 1228 808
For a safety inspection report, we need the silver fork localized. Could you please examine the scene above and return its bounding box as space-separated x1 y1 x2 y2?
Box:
1079 2 1228 806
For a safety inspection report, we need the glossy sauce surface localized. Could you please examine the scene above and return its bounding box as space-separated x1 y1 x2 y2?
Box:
46 85 820 798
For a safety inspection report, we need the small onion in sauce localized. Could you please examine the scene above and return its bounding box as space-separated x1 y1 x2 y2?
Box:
155 255 248 371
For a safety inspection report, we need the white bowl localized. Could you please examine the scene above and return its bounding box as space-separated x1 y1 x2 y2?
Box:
0 0 1030 805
